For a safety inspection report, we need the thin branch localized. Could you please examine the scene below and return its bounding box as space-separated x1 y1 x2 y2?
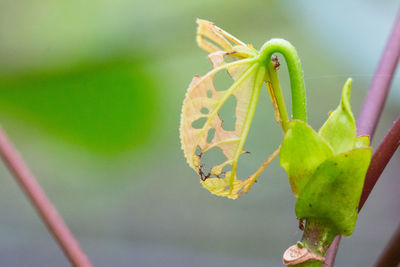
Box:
324 9 400 266
0 128 92 267
374 223 400 267
324 116 400 267
359 116 400 210
356 10 400 139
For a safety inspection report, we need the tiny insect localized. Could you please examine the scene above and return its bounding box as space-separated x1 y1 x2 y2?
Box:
298 218 305 231
272 55 280 70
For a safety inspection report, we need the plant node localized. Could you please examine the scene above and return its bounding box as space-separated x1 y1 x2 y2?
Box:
283 244 325 266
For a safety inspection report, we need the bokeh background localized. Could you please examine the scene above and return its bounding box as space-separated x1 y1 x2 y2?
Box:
0 1 399 266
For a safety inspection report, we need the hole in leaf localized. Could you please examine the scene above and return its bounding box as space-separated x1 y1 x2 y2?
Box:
223 55 234 63
218 172 226 178
200 147 226 177
200 107 209 115
207 90 212 98
236 149 256 179
216 165 232 179
192 117 207 129
218 95 237 131
207 128 215 143
213 69 233 91
222 164 232 173
195 145 202 155
200 35 236 52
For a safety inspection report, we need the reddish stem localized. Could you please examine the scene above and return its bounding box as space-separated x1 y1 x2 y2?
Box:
0 128 92 267
358 116 400 210
324 9 400 266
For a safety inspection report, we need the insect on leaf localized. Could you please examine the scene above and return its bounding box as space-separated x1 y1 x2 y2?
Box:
180 19 276 199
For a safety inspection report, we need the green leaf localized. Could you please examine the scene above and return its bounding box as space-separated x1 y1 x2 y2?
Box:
280 120 334 196
318 78 356 154
295 147 372 236
354 135 370 148
0 58 158 155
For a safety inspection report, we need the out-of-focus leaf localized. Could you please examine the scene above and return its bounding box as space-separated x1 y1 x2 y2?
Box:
295 147 371 236
318 78 356 154
0 58 158 155
280 120 334 196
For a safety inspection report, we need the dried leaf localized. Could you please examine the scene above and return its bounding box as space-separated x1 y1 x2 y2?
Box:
266 81 283 126
180 19 275 199
196 19 257 58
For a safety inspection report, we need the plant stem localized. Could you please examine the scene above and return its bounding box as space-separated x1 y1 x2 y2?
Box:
266 61 290 132
296 220 337 267
324 116 400 266
374 223 400 267
324 9 400 267
356 10 400 138
0 128 92 267
359 116 400 210
259 38 307 123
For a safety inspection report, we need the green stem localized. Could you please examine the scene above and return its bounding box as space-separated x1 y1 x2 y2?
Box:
295 219 337 267
266 61 290 132
258 39 307 123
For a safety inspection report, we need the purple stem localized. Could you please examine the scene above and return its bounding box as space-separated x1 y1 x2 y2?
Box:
356 10 400 139
359 116 400 210
324 9 400 267
0 128 92 267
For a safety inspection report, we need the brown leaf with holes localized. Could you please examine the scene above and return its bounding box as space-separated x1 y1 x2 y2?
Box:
180 19 279 199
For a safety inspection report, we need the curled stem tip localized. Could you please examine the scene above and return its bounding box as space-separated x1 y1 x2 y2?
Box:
259 38 307 123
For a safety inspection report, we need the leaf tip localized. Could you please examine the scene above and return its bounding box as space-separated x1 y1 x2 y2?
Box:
341 78 353 111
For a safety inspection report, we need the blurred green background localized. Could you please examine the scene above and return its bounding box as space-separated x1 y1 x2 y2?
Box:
0 0 399 266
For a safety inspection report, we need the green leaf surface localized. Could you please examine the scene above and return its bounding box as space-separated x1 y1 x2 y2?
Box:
295 147 372 236
354 135 370 148
0 58 158 155
318 78 356 154
280 120 334 196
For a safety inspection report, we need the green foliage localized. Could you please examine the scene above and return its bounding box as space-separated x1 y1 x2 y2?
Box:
280 120 333 196
181 20 309 198
280 79 372 236
355 136 370 148
318 79 356 154
0 59 157 154
295 148 371 236
181 19 373 241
